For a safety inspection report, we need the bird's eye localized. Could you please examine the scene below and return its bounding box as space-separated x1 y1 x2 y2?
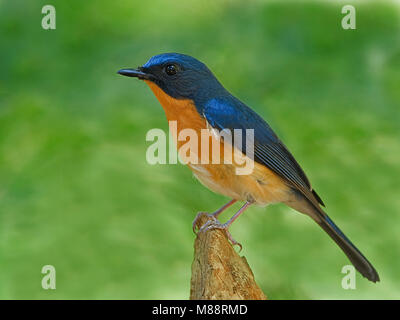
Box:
165 64 177 76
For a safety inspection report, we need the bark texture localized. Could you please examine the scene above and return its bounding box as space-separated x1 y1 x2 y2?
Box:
190 212 267 300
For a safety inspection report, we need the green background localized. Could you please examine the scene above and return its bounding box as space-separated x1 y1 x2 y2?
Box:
0 0 399 299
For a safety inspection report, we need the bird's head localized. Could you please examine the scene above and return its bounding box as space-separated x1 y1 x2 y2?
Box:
118 53 223 102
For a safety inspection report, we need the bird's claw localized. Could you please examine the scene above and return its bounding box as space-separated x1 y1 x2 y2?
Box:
192 212 217 234
198 219 242 251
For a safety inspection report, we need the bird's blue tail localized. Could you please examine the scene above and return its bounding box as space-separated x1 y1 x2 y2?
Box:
316 212 379 282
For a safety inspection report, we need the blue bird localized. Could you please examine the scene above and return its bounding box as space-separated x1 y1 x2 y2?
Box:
118 53 379 283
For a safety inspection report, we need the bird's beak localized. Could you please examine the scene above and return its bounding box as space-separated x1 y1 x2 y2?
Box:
117 68 153 80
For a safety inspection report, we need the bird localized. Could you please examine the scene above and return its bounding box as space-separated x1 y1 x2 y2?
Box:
118 52 379 283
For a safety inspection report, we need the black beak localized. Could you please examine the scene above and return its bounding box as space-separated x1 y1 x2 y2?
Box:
117 68 153 80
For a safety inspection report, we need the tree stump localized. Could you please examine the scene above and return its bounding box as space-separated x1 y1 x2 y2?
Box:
190 212 267 300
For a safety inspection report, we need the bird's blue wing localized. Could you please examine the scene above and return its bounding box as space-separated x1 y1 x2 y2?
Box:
203 97 324 207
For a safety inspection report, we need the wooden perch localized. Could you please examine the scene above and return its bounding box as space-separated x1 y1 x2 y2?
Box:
190 212 267 300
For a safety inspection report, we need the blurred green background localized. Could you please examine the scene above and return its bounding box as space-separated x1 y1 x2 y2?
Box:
0 0 399 299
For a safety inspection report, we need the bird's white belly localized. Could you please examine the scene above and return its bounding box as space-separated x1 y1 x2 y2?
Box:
187 161 292 206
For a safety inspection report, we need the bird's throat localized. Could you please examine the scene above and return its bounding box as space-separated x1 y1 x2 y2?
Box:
144 80 206 133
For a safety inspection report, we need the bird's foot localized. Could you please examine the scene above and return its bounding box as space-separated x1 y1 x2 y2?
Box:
198 219 242 251
192 200 238 234
192 212 217 234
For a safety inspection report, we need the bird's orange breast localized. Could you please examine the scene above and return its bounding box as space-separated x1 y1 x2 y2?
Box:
144 81 292 205
144 80 213 159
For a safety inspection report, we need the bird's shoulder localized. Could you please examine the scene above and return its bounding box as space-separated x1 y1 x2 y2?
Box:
201 95 325 207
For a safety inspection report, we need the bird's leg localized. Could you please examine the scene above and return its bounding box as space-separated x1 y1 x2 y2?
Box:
192 199 237 233
198 201 252 251
211 199 238 218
